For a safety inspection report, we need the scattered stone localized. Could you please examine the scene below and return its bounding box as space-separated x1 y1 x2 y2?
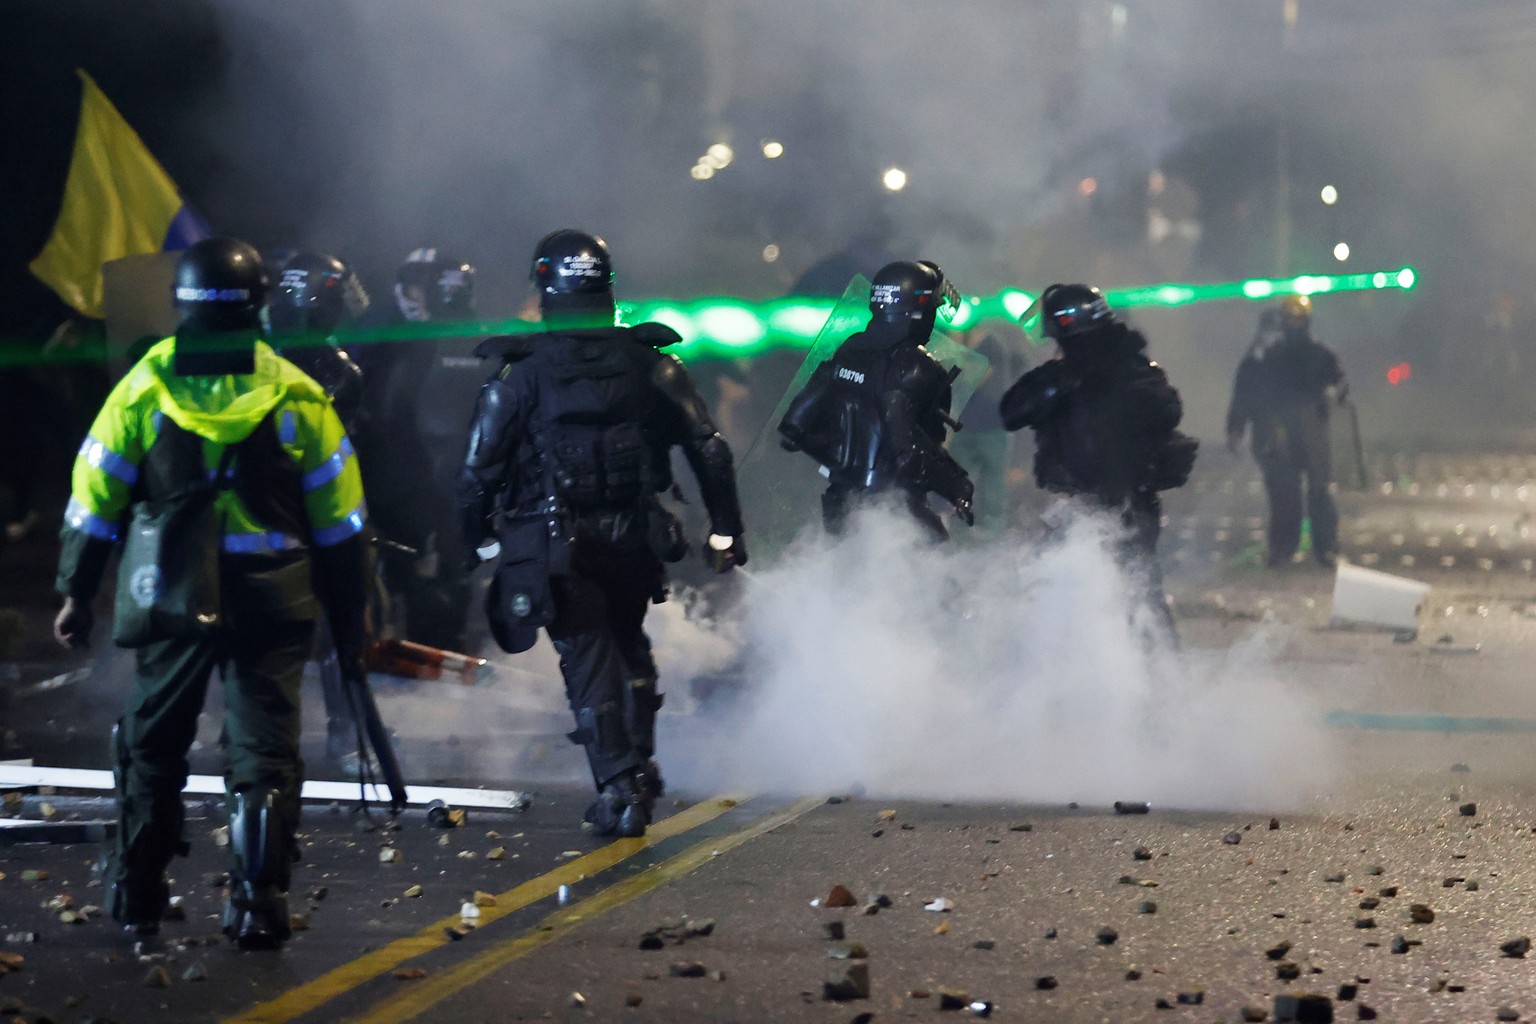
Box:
308 886 328 902
1337 983 1357 1001
1365 865 1383 876
1223 831 1242 845
1096 927 1119 945
877 809 897 821
1242 1007 1268 1022
459 903 480 923
866 892 893 909
181 962 206 983
1138 901 1158 915
625 993 643 1008
1133 846 1153 860
1035 976 1058 990
4 932 39 944
1155 998 1174 1010
1125 969 1143 981
1266 941 1293 960
1277 962 1302 980
638 933 664 950
972 939 994 951
486 847 505 861
685 918 715 937
1444 876 1466 887
827 943 868 960
1391 935 1412 954
1378 886 1398 897
669 962 707 978
1467 880 1482 892
899 823 915 830
968 1000 994 1017
1008 823 1032 832
403 885 422 899
568 992 585 1008
289 913 310 931
870 829 884 838
1270 818 1282 830
393 968 427 980
19 871 47 883
937 989 968 1010
924 897 954 913
1177 991 1205 1005
1496 1008 1519 1022
823 921 845 941
1324 873 1346 884
472 890 497 907
378 848 401 864
1409 904 1435 924
142 965 171 989
1451 762 1471 773
1114 802 1150 815
1273 993 1334 1022
824 885 857 908
1358 898 1380 910
1503 937 1533 959
1355 918 1376 929
934 921 950 935
822 962 870 1001
1461 803 1479 817
1044 928 1057 939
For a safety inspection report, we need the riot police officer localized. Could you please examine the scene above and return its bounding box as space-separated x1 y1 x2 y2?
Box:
777 260 974 541
1000 284 1194 633
1226 295 1346 567
53 238 372 950
459 230 745 838
269 251 370 771
353 248 477 650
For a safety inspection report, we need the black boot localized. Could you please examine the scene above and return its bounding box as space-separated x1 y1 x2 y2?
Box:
583 769 652 838
223 788 293 951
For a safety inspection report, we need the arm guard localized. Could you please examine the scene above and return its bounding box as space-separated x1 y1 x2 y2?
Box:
652 355 745 537
777 361 835 452
458 374 525 550
55 530 115 602
1000 361 1071 432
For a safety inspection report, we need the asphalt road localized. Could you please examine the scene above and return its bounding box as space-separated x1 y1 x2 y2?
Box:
2 453 1536 1022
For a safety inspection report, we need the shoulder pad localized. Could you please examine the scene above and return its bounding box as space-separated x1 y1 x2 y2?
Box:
473 334 538 362
630 321 683 349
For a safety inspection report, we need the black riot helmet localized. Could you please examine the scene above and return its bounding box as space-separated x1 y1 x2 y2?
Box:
395 247 476 322
869 260 958 325
1038 283 1113 340
1278 294 1312 331
530 229 614 310
172 237 267 333
270 252 370 337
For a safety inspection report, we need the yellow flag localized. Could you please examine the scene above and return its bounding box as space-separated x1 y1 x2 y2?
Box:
29 70 208 319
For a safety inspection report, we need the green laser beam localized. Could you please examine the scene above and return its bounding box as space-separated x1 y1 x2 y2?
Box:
0 266 1417 369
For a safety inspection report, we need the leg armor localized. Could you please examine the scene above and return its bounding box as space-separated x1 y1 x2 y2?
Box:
222 787 293 950
623 677 666 801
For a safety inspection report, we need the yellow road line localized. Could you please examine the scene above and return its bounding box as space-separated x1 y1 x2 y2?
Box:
348 796 824 1024
224 794 748 1024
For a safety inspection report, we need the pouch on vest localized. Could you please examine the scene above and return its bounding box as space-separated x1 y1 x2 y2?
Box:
547 421 649 512
112 422 234 648
486 517 558 654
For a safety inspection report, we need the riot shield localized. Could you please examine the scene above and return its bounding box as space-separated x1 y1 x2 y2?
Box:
734 275 990 558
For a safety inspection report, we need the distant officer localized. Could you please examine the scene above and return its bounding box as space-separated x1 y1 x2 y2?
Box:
53 238 372 951
1226 295 1346 567
459 230 745 838
777 260 974 540
270 250 370 771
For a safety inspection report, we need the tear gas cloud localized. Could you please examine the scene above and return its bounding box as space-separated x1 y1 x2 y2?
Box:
654 507 1336 811
422 504 1337 810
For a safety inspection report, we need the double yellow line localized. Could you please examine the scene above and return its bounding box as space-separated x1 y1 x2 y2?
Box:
225 794 819 1024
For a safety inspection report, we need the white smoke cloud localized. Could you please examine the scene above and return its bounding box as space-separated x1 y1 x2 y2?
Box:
662 505 1336 811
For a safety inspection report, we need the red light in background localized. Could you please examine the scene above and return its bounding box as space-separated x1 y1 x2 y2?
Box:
1386 362 1412 386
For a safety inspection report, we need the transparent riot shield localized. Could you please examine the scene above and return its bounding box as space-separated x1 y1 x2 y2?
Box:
735 275 991 559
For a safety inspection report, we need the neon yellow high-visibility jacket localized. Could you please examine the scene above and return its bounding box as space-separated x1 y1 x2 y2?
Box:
56 337 367 602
